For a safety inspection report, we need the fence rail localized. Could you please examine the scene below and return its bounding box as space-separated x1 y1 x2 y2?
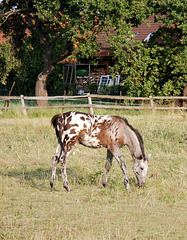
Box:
0 94 187 115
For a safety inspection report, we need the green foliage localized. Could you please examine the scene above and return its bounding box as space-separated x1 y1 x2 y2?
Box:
87 84 98 94
0 42 20 85
98 85 120 95
0 0 156 96
0 0 186 96
48 81 76 96
118 44 186 97
109 0 187 96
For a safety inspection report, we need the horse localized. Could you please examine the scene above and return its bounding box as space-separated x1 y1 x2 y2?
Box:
50 111 151 192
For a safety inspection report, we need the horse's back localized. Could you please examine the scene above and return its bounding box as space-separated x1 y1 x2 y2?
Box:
51 111 128 148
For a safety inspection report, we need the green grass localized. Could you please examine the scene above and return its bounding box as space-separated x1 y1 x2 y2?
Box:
0 109 186 239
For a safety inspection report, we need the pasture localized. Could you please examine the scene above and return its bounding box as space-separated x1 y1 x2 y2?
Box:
0 109 186 239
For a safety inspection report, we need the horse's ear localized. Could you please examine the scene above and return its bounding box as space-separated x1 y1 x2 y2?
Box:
145 154 152 162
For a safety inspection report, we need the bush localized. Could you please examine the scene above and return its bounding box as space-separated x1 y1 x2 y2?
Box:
48 82 77 96
88 84 98 94
98 85 120 95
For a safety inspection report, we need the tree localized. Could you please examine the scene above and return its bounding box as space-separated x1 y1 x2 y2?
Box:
109 0 187 96
0 0 154 103
0 41 20 86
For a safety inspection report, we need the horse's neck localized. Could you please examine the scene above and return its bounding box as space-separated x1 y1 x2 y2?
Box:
125 127 142 159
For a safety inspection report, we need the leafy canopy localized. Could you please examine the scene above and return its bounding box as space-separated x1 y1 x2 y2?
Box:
0 0 186 96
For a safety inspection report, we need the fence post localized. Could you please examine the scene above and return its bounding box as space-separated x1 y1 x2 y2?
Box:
119 91 122 106
20 95 27 116
149 96 155 112
88 93 94 115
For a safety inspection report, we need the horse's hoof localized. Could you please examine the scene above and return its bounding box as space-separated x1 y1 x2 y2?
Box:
102 182 108 188
127 188 131 193
64 185 71 192
50 181 54 190
126 184 130 191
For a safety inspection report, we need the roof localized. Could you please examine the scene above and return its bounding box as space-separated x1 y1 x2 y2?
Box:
0 32 7 43
133 16 162 41
96 15 163 55
0 15 163 56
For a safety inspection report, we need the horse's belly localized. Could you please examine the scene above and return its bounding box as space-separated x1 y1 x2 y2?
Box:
79 134 101 148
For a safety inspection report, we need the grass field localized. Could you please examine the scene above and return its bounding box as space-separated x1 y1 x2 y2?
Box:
0 109 186 240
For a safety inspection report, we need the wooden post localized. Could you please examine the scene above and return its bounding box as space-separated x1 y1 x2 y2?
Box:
63 64 65 83
149 96 155 112
88 93 94 114
74 63 77 83
65 64 70 84
20 95 27 116
88 63 91 84
69 64 73 85
3 81 16 110
119 91 122 106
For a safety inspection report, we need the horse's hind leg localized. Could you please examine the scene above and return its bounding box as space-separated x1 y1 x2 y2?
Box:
60 150 71 192
103 149 113 188
50 144 61 191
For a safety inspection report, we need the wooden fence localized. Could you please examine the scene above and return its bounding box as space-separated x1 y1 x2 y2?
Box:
0 94 187 116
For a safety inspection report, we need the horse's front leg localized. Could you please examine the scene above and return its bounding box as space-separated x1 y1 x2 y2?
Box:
103 149 113 188
50 143 62 191
109 147 130 191
119 155 130 191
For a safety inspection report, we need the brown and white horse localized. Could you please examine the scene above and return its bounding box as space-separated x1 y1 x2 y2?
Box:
50 111 150 192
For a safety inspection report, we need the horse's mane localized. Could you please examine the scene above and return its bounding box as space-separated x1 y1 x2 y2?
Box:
114 115 145 159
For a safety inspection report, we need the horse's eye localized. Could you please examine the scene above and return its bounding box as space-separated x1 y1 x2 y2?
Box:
140 167 144 171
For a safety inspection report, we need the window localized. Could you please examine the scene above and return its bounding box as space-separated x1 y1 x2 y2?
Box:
101 77 108 85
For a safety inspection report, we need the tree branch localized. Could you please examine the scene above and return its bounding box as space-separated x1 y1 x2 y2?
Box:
25 14 48 45
0 9 22 26
51 51 72 65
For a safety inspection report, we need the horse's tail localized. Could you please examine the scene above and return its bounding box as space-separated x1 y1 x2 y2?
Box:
51 114 62 129
51 114 63 141
51 114 64 162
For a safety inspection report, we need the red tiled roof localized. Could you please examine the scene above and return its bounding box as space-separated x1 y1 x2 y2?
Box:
0 32 7 43
133 16 162 41
97 31 111 49
96 16 162 49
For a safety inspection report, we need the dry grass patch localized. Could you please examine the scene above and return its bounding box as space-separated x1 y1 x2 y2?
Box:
0 110 186 239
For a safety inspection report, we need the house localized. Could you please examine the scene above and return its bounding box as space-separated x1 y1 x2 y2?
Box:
95 16 162 70
74 15 163 92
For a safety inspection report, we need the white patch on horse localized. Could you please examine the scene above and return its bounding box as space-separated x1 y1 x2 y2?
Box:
80 133 101 148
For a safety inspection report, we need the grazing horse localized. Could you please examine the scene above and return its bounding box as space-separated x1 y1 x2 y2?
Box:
50 111 150 192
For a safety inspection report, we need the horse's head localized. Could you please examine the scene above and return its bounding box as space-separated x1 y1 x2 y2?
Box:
133 154 151 187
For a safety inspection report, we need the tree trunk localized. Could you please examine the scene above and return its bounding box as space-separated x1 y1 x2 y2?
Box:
35 64 55 106
35 46 54 106
35 72 49 106
34 41 71 106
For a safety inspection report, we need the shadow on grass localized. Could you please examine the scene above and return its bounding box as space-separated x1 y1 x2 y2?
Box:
1 167 52 191
1 166 137 191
